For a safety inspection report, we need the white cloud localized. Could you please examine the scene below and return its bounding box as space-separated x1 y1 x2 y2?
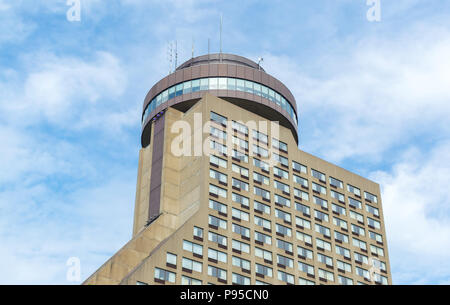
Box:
370 142 450 284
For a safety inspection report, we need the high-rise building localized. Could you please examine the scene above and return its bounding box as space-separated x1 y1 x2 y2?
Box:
83 54 391 285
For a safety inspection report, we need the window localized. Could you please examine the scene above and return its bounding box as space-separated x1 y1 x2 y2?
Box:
314 210 329 222
313 196 328 209
183 240 203 256
136 281 148 285
210 111 227 126
193 226 203 239
296 202 310 216
351 224 366 236
232 136 248 151
334 231 349 244
232 120 249 135
330 190 345 203
276 223 292 237
352 237 367 251
366 204 380 217
232 273 250 285
253 144 269 158
210 155 227 168
254 215 271 230
231 208 249 222
210 126 227 141
208 232 227 247
278 271 295 284
254 186 270 200
316 238 332 251
297 231 313 246
317 253 333 267
209 215 227 230
210 140 227 156
371 258 387 272
208 248 227 263
232 256 251 272
182 257 202 273
208 265 227 281
252 130 268 143
329 177 343 189
369 231 383 243
336 245 351 259
232 223 250 239
295 216 311 230
294 188 309 201
154 268 176 283
181 275 202 285
232 163 249 178
253 158 269 172
299 278 315 285
255 247 273 262
356 266 370 280
276 239 293 253
338 275 353 285
315 224 331 238
292 161 307 174
253 172 269 185
255 231 272 245
274 194 291 207
348 197 362 209
318 269 335 282
354 252 369 264
232 149 248 163
297 246 314 260
350 210 364 223
232 193 249 208
293 174 308 188
209 199 227 215
255 263 273 277
333 217 348 231
337 260 352 273
312 182 326 195
166 253 177 266
332 203 346 216
272 138 288 152
232 239 250 254
367 217 381 230
209 184 227 198
347 184 361 197
311 169 326 182
373 273 388 285
232 178 249 192
275 208 291 223
273 167 289 179
370 244 385 257
273 153 288 167
298 261 315 276
364 191 378 203
254 200 270 215
277 254 294 268
274 181 290 195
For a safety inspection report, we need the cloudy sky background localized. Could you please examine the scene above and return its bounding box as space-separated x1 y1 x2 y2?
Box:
0 0 449 284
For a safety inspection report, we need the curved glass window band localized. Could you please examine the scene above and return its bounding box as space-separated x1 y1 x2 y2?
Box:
142 77 298 126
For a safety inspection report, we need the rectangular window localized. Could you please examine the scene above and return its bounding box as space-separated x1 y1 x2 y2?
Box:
254 215 272 230
312 182 327 195
252 130 268 144
329 176 343 189
369 231 383 243
330 190 345 203
293 188 309 202
347 184 361 197
255 263 273 277
350 210 364 223
231 149 248 163
232 256 251 272
296 202 310 216
348 197 362 209
295 216 311 230
273 153 289 167
255 247 273 262
210 169 227 185
183 240 203 256
193 226 203 239
354 252 369 264
208 231 227 247
293 174 308 188
275 208 291 223
154 268 175 283
313 196 328 210
317 253 333 267
314 210 329 222
292 161 307 174
272 138 288 152
232 136 248 151
231 207 249 222
364 191 378 203
299 277 315 285
298 261 315 276
208 265 227 281
315 224 331 238
231 239 250 254
253 172 270 186
368 217 381 230
210 126 227 141
255 231 272 245
208 248 227 263
297 246 314 260
166 252 177 267
209 215 227 230
253 158 270 172
336 245 351 259
278 270 295 284
253 144 269 158
232 163 249 178
232 273 250 285
351 224 366 236
352 237 367 251
210 111 227 127
334 231 349 244
210 140 227 156
332 203 346 216
274 180 290 195
232 120 249 135
232 223 250 238
232 192 249 208
210 155 227 169
232 177 249 192
316 238 332 251
337 260 352 273
276 223 292 237
333 217 348 230
311 169 326 183
181 275 202 285
274 194 291 207
182 257 202 273
254 186 270 201
276 239 293 253
277 254 294 268
366 204 380 217
254 200 271 215
338 275 353 285
209 199 227 215
273 166 289 179
297 231 313 246
370 244 385 257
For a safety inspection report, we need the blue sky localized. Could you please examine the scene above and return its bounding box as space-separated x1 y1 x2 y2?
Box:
1 0 450 284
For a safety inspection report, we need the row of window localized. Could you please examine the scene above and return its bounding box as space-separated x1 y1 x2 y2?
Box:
142 77 298 126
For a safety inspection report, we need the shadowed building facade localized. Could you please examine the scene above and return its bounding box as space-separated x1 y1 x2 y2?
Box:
83 54 392 285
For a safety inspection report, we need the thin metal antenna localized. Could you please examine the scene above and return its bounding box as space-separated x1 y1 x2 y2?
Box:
167 41 173 75
175 40 178 69
219 14 223 62
257 57 264 70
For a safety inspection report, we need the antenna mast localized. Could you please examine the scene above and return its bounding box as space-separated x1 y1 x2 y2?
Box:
220 14 223 62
